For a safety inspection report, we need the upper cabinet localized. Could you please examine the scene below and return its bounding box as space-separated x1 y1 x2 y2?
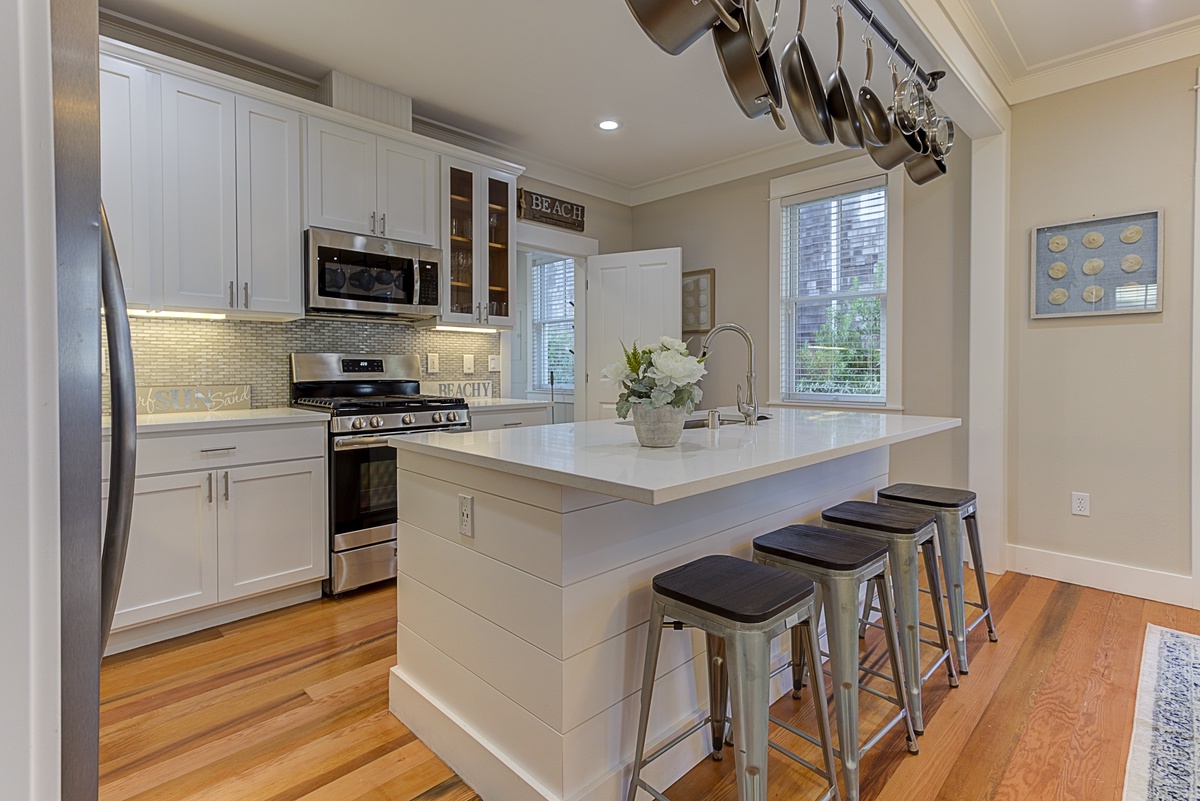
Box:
441 156 516 328
307 116 438 246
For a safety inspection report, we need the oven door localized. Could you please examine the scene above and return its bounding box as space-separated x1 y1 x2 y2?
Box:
330 434 398 551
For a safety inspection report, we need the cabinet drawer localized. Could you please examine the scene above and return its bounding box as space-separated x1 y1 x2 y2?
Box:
103 423 326 479
469 408 551 431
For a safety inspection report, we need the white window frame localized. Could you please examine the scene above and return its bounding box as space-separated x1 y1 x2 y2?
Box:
529 255 575 393
769 157 904 409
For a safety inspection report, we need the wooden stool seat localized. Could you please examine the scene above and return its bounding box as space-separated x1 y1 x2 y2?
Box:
820 501 936 535
878 483 976 509
652 554 816 624
753 524 888 572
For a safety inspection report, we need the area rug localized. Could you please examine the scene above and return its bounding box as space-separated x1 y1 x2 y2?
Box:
1123 623 1200 800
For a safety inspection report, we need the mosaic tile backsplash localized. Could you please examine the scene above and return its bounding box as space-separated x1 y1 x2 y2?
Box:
101 317 500 413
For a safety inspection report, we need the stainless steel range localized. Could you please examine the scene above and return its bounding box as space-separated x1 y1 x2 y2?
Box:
290 353 469 595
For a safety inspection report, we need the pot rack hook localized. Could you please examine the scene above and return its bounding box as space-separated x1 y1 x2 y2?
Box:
862 10 875 43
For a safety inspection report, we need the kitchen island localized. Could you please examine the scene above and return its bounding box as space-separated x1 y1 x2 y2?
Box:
388 409 959 801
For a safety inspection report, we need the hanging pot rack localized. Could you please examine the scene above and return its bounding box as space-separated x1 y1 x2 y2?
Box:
842 0 944 92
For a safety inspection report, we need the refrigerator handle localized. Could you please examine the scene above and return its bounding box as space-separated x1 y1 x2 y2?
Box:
99 200 137 654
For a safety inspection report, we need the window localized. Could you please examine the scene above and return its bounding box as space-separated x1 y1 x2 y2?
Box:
770 162 902 407
530 256 574 391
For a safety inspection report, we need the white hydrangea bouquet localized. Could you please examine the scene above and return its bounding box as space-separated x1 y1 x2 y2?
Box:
601 336 707 419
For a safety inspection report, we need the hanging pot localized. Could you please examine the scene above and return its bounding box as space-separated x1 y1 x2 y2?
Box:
865 62 923 169
857 35 891 147
624 0 741 56
825 6 863 148
713 1 787 130
905 152 947 184
892 63 927 135
780 0 833 145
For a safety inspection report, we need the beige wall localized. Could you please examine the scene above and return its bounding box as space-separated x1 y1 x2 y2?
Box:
631 150 972 488
517 176 634 254
1008 57 1199 573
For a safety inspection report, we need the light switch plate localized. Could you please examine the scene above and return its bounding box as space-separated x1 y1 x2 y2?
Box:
427 353 439 373
488 355 500 371
463 354 474 374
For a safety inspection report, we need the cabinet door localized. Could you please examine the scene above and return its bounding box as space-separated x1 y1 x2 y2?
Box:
306 117 377 236
161 74 237 311
236 96 303 315
377 136 438 246
441 157 482 324
481 168 516 327
101 472 219 630
99 54 160 308
468 407 552 431
217 458 327 601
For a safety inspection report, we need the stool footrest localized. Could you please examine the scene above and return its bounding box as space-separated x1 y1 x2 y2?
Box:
767 718 834 779
634 779 672 801
922 649 957 686
638 717 711 769
861 708 912 756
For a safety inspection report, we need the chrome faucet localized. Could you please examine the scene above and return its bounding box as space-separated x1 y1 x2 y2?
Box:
699 323 758 426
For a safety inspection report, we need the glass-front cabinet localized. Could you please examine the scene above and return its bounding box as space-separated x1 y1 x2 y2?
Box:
441 156 516 327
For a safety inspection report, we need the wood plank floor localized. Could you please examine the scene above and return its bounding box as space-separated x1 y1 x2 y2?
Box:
99 571 1196 800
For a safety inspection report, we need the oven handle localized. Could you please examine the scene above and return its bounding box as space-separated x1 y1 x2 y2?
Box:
332 434 395 451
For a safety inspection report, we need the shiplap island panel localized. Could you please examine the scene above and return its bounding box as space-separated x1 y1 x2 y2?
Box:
387 408 959 801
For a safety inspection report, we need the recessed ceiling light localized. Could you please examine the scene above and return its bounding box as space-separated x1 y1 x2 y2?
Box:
597 119 622 131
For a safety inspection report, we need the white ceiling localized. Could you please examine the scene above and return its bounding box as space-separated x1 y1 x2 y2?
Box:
98 0 1200 197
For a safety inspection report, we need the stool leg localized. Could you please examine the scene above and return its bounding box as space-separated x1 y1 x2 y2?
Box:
936 511 970 673
965 513 999 642
800 619 840 800
858 580 875 640
922 540 959 689
727 629 771 801
627 599 666 801
887 542 926 734
823 575 864 801
706 633 729 761
789 625 808 699
874 574 918 754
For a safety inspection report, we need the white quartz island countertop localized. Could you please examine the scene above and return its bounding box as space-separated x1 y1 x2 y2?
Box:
389 408 960 505
101 407 329 435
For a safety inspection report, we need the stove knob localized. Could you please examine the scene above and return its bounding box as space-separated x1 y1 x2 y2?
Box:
370 416 384 428
447 411 459 423
402 414 416 426
351 417 366 430
432 412 444 424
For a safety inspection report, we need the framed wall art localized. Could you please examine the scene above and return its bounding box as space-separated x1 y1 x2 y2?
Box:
1030 210 1162 319
682 269 716 334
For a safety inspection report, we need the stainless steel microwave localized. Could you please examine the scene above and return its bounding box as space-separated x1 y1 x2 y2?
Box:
305 227 441 319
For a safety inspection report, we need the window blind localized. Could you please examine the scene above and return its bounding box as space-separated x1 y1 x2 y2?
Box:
780 179 887 402
531 257 575 391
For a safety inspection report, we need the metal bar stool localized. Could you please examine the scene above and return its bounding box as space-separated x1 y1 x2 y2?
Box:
753 525 917 801
628 554 839 801
876 483 998 673
821 501 958 734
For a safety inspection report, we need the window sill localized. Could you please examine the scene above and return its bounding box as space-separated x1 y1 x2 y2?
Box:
768 401 905 413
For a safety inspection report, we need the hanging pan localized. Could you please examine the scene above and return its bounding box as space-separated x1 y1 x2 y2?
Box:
780 0 833 145
825 5 863 148
865 60 924 169
857 33 891 147
624 0 741 56
713 0 787 130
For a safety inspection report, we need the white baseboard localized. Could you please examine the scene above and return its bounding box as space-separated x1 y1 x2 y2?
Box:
1006 544 1194 607
104 582 323 655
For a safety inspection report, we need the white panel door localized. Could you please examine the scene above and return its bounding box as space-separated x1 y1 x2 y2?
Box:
101 472 219 630
585 248 683 420
235 96 303 315
99 54 159 308
377 135 438 245
306 116 377 236
217 458 327 601
161 74 237 311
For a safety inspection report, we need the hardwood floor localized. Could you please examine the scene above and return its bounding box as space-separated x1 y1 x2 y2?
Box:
100 571 1197 800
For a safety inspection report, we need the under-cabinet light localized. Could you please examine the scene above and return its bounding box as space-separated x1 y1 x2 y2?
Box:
126 309 228 321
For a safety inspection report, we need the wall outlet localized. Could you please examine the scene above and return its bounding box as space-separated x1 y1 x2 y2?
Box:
463 354 474 374
488 355 500 371
427 353 439 373
1071 492 1090 516
458 494 474 537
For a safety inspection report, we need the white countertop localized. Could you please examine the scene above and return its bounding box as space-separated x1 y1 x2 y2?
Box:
466 397 554 411
390 408 960 505
101 407 329 435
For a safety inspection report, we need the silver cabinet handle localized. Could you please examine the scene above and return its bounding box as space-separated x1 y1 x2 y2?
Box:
207 473 213 503
243 282 249 309
200 446 237 454
228 280 235 308
503 421 524 427
380 213 386 235
223 471 230 502
484 302 489 324
370 211 376 234
476 302 481 322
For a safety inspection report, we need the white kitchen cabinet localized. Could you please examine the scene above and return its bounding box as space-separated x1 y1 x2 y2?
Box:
441 156 517 328
307 116 438 245
99 53 160 308
469 405 552 431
